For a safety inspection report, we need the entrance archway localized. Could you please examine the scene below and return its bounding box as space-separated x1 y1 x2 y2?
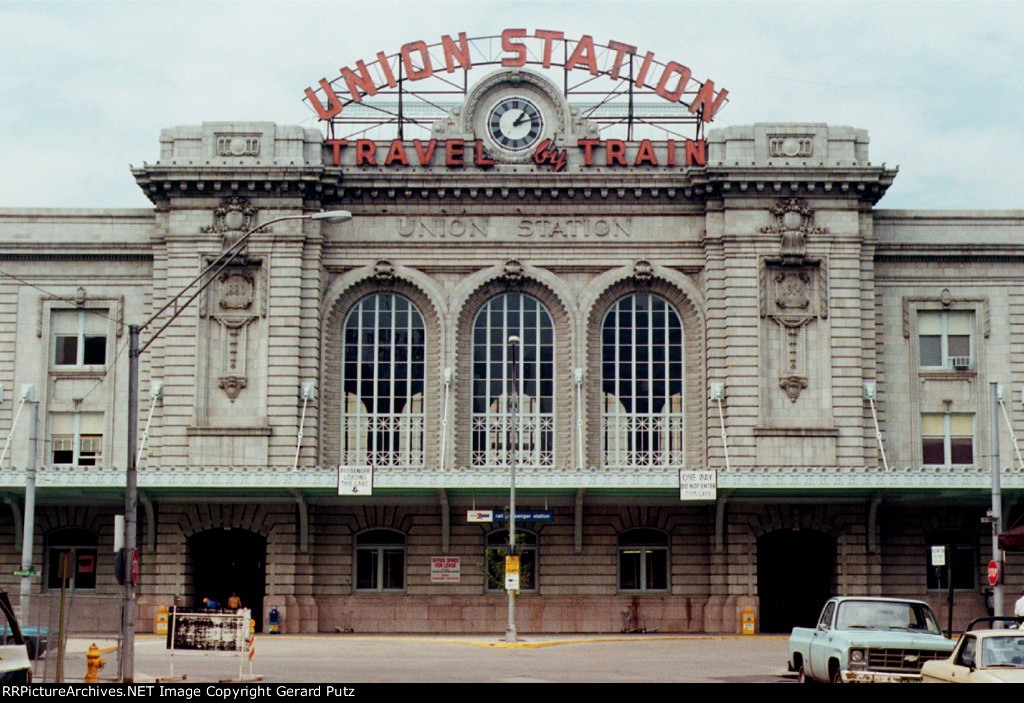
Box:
188 528 266 631
757 529 835 633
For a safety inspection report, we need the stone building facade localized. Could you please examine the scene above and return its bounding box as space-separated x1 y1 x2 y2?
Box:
1 74 1023 635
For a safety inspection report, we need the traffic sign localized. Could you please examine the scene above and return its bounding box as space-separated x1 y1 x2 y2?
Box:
988 560 1000 586
12 569 36 577
505 556 520 591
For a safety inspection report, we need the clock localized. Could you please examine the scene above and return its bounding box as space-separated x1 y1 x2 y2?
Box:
486 96 545 153
462 70 566 163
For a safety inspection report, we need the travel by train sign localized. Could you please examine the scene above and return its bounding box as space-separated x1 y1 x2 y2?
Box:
323 136 707 170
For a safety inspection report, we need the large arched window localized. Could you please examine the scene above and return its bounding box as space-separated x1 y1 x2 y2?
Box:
601 293 685 467
471 293 554 468
341 293 425 468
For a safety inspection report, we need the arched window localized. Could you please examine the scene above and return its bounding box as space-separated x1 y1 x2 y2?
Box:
618 528 669 592
46 528 98 591
602 294 685 467
471 293 554 468
355 529 406 591
484 529 538 592
341 293 425 468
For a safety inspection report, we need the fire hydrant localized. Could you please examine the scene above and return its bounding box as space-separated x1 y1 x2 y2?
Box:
85 643 105 683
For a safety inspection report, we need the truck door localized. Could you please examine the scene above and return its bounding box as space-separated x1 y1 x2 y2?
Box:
809 601 836 681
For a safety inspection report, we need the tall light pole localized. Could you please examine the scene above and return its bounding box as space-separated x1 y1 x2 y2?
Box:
119 209 351 682
506 334 520 643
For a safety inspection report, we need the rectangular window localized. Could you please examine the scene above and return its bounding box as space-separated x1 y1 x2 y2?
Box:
918 311 972 370
50 412 103 466
922 413 973 466
52 310 107 367
355 547 405 591
618 548 668 591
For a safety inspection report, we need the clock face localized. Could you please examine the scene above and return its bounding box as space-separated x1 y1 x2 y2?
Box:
486 96 545 153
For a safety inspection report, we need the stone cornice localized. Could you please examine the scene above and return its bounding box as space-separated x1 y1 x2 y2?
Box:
131 164 340 205
131 162 898 206
2 464 1022 491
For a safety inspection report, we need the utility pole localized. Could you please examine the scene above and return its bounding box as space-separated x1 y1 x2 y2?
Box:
118 210 350 682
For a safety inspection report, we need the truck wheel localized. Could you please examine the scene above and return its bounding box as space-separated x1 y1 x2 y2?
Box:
797 666 812 683
830 666 843 684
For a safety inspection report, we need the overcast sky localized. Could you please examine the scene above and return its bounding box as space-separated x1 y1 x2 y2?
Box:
2 0 1022 210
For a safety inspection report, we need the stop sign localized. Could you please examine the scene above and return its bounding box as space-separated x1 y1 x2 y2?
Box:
988 560 1000 586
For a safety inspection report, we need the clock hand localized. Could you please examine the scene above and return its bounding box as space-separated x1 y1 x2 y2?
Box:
512 110 529 127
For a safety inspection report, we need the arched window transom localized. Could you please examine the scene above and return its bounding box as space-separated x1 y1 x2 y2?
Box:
601 293 685 468
341 293 425 468
471 293 554 468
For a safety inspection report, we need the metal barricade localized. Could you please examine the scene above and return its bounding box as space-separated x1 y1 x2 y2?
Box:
9 592 123 683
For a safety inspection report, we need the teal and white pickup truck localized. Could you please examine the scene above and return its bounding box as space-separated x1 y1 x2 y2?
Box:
789 596 956 683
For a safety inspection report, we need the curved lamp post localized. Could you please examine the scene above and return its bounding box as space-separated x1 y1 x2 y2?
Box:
120 210 351 682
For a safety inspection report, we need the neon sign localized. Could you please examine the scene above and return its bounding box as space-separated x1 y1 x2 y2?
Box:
305 29 728 123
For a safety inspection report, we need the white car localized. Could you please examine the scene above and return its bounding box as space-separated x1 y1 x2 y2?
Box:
922 617 1024 683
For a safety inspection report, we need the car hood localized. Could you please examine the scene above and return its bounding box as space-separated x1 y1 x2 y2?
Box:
975 668 1024 683
837 629 954 649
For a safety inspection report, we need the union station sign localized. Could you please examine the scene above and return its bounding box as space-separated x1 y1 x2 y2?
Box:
305 29 728 171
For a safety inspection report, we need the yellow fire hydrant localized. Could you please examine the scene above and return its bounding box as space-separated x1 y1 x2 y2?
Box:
85 643 105 683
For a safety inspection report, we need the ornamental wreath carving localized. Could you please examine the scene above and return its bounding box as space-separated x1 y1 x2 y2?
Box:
759 198 830 403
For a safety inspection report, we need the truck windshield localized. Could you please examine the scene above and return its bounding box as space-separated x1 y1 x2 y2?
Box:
981 635 1024 667
834 600 942 634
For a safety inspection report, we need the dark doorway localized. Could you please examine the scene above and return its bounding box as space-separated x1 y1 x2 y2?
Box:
757 529 835 633
188 528 266 631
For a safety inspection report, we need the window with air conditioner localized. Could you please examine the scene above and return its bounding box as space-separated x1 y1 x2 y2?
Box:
50 412 103 466
918 310 972 370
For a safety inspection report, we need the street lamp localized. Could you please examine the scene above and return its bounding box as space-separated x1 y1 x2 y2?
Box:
119 209 351 682
506 334 520 644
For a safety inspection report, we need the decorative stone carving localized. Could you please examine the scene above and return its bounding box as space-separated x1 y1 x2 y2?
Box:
373 260 395 280
73 287 87 307
215 134 261 157
779 376 808 403
760 198 826 265
201 264 262 403
758 198 831 405
203 196 258 249
769 135 813 158
632 260 654 283
218 376 247 402
218 271 255 311
774 271 810 310
502 259 524 282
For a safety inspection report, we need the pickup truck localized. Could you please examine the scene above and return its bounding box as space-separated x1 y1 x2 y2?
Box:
789 596 955 683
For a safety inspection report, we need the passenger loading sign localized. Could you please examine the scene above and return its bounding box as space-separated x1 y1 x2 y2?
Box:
338 466 373 495
679 470 717 500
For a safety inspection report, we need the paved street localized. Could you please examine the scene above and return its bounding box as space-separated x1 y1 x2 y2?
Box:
54 634 793 684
